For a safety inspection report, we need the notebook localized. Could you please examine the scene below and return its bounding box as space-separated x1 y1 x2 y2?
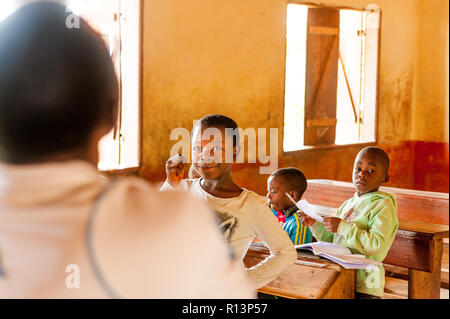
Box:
295 241 381 270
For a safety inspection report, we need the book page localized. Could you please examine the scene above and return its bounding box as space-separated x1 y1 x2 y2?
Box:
319 253 381 269
285 195 324 223
295 242 381 269
295 241 351 256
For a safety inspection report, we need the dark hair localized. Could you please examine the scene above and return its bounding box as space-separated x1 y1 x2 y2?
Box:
196 114 240 147
0 2 118 164
271 167 307 197
359 147 390 174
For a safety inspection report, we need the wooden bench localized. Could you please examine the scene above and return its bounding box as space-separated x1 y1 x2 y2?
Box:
244 242 355 299
303 179 449 299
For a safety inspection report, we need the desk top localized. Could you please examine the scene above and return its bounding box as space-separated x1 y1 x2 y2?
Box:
245 242 355 299
398 219 449 239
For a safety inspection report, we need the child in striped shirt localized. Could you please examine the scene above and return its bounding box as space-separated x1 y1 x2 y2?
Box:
267 168 312 245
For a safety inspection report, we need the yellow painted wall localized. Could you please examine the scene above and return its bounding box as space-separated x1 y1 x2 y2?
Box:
140 0 449 193
413 0 449 142
142 0 287 177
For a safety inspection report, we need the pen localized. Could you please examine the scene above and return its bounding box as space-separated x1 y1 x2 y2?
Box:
285 193 297 206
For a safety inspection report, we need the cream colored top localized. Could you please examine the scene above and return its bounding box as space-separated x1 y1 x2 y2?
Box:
161 179 297 289
0 161 254 299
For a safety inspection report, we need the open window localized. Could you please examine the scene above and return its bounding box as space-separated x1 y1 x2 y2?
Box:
283 3 380 152
1 0 141 170
67 0 141 170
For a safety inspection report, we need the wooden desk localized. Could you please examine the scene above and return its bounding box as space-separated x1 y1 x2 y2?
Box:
385 220 448 298
303 179 449 299
244 242 355 299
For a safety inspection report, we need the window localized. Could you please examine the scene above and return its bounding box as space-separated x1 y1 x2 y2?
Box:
283 3 380 152
0 0 141 170
67 0 141 170
0 0 17 22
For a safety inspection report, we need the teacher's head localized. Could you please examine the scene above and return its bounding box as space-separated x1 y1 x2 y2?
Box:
0 1 118 165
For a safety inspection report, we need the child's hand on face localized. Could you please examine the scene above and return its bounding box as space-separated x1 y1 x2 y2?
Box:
299 211 316 226
323 217 342 233
166 154 187 186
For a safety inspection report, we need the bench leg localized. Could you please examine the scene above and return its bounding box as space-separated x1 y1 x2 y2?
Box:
408 239 443 299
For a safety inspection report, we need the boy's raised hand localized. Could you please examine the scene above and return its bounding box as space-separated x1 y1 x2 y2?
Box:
166 154 187 186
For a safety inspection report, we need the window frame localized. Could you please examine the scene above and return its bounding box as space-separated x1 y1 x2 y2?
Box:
93 0 143 174
282 1 382 156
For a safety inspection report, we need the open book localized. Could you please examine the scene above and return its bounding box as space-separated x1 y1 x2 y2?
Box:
295 242 381 270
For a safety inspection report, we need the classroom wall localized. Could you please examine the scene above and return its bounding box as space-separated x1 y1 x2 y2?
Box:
139 0 449 194
409 0 449 192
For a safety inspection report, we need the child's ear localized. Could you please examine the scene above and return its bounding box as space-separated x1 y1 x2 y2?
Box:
384 174 390 183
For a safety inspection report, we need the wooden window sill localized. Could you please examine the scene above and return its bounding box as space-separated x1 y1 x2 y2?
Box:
99 166 140 177
283 141 377 155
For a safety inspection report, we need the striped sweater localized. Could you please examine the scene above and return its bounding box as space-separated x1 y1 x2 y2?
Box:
272 209 313 245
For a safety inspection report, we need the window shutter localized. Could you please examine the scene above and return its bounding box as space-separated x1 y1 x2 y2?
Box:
304 8 340 146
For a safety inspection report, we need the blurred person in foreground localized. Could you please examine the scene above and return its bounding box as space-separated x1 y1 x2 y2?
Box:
0 2 254 299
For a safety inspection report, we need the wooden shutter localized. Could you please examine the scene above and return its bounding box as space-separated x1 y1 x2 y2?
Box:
304 8 340 146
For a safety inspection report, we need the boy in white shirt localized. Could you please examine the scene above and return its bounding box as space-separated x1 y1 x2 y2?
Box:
161 114 297 289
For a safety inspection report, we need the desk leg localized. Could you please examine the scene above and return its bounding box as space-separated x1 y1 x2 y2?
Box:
408 239 443 299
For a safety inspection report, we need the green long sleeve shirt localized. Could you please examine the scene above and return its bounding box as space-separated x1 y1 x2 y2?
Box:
310 191 399 297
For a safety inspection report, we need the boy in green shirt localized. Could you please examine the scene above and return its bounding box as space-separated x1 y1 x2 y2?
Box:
300 147 399 299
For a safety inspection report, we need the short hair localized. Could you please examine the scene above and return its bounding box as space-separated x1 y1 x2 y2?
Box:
358 146 390 174
271 167 307 197
196 114 239 147
0 2 118 164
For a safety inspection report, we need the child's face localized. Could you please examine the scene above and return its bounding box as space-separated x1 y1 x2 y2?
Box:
267 176 294 212
352 151 388 196
191 125 236 180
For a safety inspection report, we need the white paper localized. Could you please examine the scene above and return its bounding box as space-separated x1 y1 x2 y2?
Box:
285 194 324 223
295 242 382 270
319 254 381 270
295 241 350 256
